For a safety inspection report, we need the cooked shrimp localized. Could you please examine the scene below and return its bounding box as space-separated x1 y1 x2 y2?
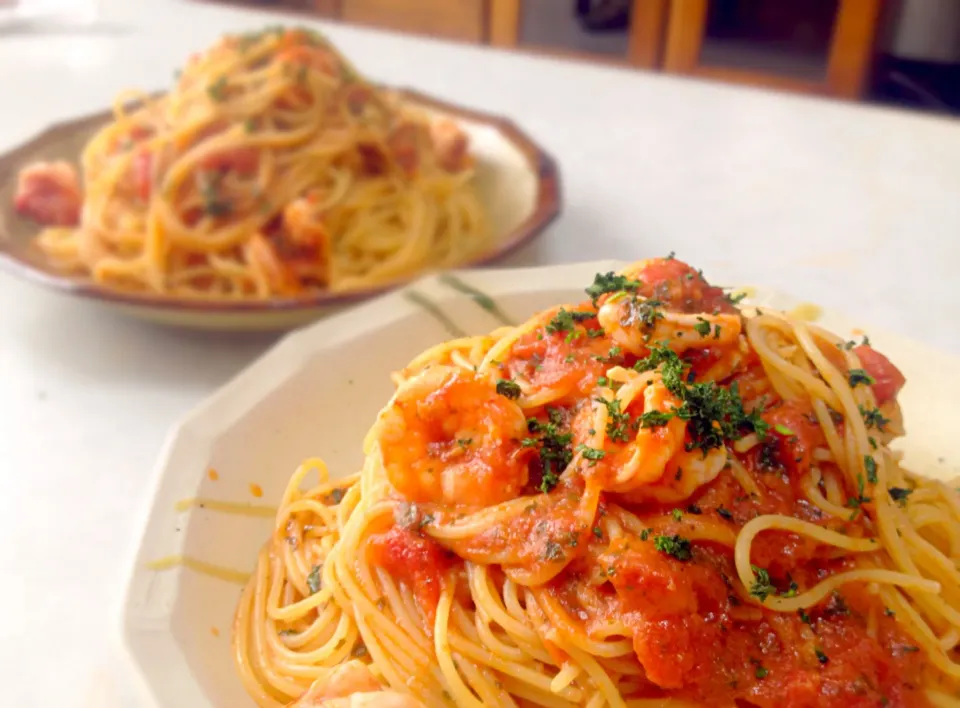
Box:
283 197 333 285
244 232 299 296
579 367 726 498
289 661 424 708
598 294 741 357
372 365 531 507
429 118 470 172
14 160 82 226
603 374 687 493
620 445 728 505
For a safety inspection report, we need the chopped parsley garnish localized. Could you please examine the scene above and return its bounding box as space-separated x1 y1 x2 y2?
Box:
783 580 799 598
665 251 676 260
884 607 896 617
749 565 776 602
546 308 593 335
725 290 747 306
632 345 768 452
640 528 652 541
325 487 345 504
542 539 565 562
848 473 872 510
654 534 692 561
754 665 769 679
586 272 642 306
848 369 876 387
639 409 674 428
495 379 522 399
888 487 913 506
577 443 606 462
841 335 871 350
815 648 829 664
207 75 229 101
671 508 683 522
623 297 664 330
306 565 322 594
694 318 711 337
865 455 878 484
593 526 603 539
526 408 573 493
798 609 812 624
596 396 633 442
686 504 702 515
859 405 890 431
199 172 232 217
717 506 733 520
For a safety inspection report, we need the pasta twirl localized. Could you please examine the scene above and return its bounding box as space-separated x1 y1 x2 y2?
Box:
13 27 489 299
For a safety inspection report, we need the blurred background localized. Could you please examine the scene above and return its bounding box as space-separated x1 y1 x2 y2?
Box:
189 0 960 116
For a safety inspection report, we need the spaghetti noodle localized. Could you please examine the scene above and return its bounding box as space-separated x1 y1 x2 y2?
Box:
13 27 489 298
233 257 960 707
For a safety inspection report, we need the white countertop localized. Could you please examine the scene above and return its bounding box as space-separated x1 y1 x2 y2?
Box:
3 1 960 704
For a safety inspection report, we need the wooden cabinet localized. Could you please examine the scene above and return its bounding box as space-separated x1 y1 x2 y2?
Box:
662 0 882 98
489 0 668 69
216 0 885 100
340 0 486 43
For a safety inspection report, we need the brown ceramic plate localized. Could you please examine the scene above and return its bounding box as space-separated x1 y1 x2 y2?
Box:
0 88 560 331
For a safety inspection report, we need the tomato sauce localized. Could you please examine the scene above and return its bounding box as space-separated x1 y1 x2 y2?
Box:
378 257 925 706
367 525 455 627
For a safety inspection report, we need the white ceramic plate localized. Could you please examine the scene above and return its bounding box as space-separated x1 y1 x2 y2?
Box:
119 260 960 706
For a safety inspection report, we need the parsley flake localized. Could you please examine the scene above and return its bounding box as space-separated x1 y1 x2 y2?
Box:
577 443 606 462
306 565 322 594
654 534 692 561
495 379 521 399
749 565 776 602
586 272 642 307
546 308 593 335
888 487 913 506
848 369 876 387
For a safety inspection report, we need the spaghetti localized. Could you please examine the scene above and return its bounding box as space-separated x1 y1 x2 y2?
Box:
233 257 960 707
13 27 489 298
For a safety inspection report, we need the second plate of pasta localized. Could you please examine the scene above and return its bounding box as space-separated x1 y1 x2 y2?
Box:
0 27 559 330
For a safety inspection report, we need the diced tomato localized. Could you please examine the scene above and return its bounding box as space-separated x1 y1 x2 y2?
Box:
760 400 824 478
13 160 82 226
635 258 736 314
854 345 906 404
